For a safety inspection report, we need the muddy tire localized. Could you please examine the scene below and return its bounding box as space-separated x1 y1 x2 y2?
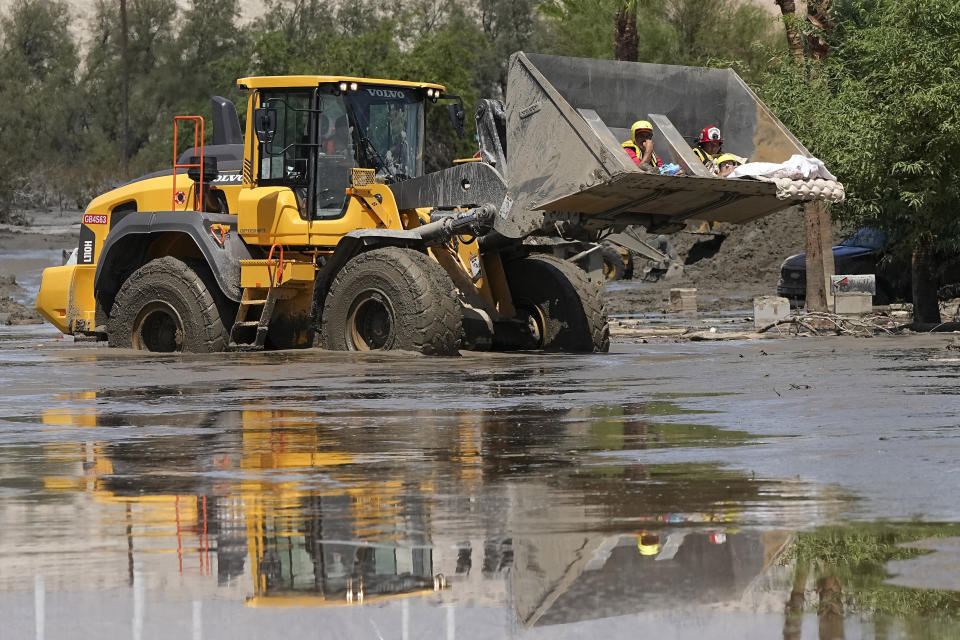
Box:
320 247 462 356
622 251 634 280
107 256 230 353
601 245 625 282
505 254 609 352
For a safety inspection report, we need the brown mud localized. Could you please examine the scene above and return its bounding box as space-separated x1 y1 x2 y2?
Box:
0 275 43 325
606 207 809 315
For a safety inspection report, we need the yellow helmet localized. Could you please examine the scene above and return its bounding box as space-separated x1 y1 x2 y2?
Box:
715 153 741 166
636 531 660 556
631 120 653 135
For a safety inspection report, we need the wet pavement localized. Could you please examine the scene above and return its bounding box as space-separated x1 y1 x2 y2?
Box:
2 323 960 638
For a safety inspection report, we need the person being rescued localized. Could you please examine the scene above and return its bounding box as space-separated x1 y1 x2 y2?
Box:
715 153 742 178
622 120 663 175
692 125 723 175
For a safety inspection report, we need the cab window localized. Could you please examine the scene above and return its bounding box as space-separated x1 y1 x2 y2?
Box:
315 90 358 218
257 90 312 185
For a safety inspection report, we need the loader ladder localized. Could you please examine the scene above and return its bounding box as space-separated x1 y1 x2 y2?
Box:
228 245 316 351
229 244 285 351
228 286 280 351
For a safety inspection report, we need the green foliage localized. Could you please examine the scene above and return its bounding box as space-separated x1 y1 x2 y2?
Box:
0 0 787 216
0 0 81 215
760 0 960 258
786 522 960 621
536 0 781 80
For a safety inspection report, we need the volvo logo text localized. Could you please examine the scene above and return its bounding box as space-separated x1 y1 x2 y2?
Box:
366 89 405 99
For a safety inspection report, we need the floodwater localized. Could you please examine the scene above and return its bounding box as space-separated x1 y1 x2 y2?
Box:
2 323 960 638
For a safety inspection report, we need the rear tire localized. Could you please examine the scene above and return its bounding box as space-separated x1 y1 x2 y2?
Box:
600 245 625 282
107 256 230 353
505 254 609 352
622 251 635 280
320 247 462 356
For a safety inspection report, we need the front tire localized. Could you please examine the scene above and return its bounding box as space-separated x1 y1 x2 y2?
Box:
504 254 609 352
107 256 230 353
320 247 462 356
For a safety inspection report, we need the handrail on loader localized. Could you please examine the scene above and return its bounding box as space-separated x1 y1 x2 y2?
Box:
172 115 205 211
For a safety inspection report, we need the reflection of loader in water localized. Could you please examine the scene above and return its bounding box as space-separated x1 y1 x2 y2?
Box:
36 394 825 624
238 409 447 606
40 402 447 607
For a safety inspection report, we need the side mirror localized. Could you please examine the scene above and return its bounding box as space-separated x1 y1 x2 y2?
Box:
448 102 465 139
254 108 277 145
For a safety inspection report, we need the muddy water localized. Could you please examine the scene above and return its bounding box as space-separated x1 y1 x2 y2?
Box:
2 324 960 638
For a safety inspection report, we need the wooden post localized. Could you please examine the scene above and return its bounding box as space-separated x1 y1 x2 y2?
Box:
819 202 835 308
776 1 836 313
804 201 832 311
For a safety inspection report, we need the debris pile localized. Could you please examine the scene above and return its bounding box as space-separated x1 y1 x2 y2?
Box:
609 310 914 341
756 312 903 337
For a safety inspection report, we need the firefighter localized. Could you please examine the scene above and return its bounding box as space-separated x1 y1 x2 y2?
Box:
692 125 723 174
621 120 663 174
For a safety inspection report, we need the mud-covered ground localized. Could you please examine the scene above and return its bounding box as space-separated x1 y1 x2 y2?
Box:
2 324 960 638
605 207 809 315
4 209 960 638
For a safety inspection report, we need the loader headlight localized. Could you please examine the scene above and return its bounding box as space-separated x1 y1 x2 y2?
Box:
339 82 348 92
350 82 358 91
426 88 435 98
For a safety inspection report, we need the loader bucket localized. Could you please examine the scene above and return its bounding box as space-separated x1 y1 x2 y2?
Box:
498 52 838 238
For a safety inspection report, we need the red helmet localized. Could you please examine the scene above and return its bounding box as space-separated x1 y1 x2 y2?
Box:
699 126 722 144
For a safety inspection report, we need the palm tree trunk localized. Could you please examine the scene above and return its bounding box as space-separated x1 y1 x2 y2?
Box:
817 565 844 639
614 6 638 62
807 0 834 61
783 561 808 640
775 0 806 67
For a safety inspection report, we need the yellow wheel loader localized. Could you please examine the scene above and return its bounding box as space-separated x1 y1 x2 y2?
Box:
35 53 843 355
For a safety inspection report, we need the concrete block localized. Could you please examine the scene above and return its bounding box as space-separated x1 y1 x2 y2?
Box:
831 274 876 295
834 293 873 315
753 296 790 330
670 288 697 313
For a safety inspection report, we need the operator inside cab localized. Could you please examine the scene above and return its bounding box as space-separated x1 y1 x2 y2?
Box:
258 83 426 219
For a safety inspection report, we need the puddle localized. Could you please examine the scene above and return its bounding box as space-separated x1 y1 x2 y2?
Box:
2 334 960 636
0 390 845 637
0 248 64 303
888 536 960 592
780 523 960 638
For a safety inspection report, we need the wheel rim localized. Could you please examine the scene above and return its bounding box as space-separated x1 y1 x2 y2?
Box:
602 259 616 281
133 301 184 352
347 290 395 350
516 302 545 349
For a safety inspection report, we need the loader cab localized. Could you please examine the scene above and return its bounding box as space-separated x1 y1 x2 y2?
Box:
247 77 435 220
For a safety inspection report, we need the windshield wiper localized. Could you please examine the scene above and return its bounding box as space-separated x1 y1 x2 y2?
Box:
358 134 389 174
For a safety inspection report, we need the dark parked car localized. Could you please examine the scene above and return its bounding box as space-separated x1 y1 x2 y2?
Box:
777 228 906 306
